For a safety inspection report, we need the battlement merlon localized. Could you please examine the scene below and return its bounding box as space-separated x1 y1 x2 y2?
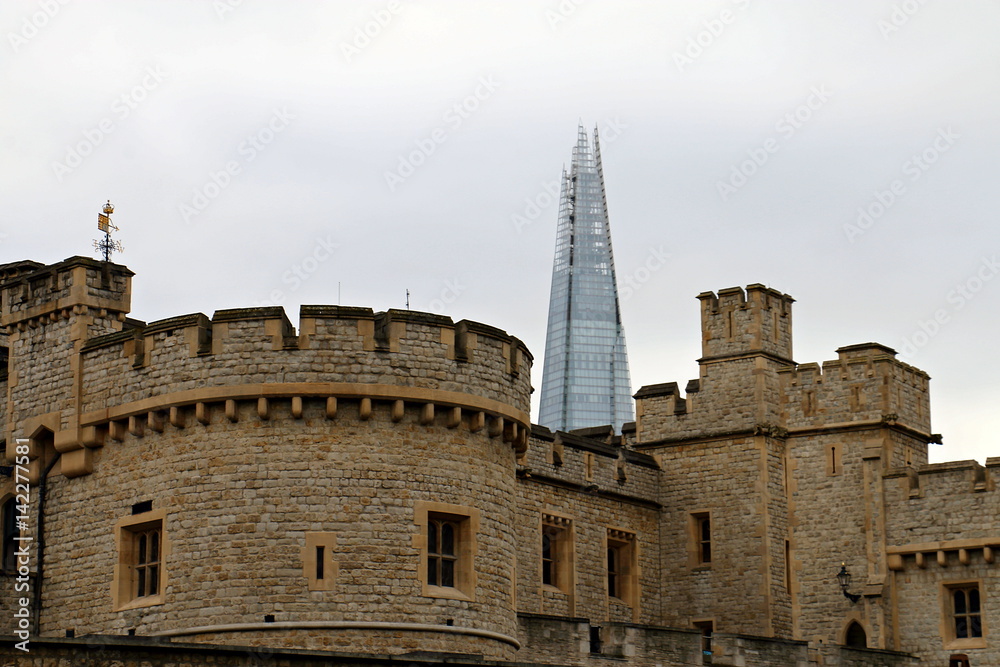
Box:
777 343 930 386
77 304 533 412
778 342 932 435
698 284 794 364
882 459 1000 566
0 255 133 327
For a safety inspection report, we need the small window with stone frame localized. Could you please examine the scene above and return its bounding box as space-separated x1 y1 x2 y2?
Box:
691 512 712 567
414 501 479 600
113 507 168 610
606 528 637 607
944 582 985 648
693 620 714 665
428 515 460 588
541 513 573 593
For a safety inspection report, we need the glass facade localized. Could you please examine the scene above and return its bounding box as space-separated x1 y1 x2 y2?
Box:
538 125 634 433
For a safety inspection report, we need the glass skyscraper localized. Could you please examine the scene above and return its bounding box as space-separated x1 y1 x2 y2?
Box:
538 125 634 433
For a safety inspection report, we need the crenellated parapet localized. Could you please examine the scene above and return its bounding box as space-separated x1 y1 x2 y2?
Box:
883 458 1000 572
0 256 132 330
779 343 931 436
78 304 530 406
24 303 531 477
698 284 794 363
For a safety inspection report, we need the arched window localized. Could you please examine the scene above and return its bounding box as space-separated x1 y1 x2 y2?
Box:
845 621 867 648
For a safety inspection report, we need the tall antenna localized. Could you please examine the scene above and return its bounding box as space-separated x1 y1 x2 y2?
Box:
93 200 123 262
405 289 410 310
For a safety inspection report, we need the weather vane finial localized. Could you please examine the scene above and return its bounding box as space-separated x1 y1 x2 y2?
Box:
93 200 123 262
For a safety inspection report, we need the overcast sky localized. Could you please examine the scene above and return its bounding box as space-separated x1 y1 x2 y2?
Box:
3 1 998 464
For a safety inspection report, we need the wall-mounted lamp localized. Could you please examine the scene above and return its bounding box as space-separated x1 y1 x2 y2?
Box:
836 563 861 603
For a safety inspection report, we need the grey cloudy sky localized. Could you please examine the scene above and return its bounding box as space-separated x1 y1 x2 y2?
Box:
3 0 998 463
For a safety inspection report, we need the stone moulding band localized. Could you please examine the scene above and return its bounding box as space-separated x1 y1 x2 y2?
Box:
39 383 529 477
147 620 522 649
78 382 530 429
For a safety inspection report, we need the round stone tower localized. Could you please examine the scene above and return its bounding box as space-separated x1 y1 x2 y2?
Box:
2 258 532 660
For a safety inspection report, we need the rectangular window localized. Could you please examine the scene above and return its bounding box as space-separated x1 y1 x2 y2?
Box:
953 586 983 639
693 620 714 665
428 516 459 587
691 512 712 566
133 527 161 598
303 532 338 591
589 625 603 654
784 540 792 593
414 501 479 600
113 508 168 610
698 515 711 564
607 528 637 608
607 544 621 597
541 513 573 593
943 581 987 649
2 498 18 572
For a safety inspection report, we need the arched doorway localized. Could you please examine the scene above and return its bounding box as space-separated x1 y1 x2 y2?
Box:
844 621 867 648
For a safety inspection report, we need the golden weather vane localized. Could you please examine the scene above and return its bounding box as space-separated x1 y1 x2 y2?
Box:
93 200 124 262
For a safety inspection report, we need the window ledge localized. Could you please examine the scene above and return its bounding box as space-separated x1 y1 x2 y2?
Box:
114 593 165 612
423 585 472 601
542 584 569 596
945 637 987 650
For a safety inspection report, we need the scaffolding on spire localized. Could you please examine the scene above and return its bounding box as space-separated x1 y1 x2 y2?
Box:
538 125 634 433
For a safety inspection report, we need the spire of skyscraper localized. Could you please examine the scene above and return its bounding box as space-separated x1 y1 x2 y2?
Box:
538 124 634 433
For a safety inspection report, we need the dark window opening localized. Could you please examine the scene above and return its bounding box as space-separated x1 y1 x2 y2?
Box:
695 514 711 564
953 587 983 639
693 620 713 664
131 500 152 515
607 545 619 598
134 527 161 598
589 625 603 654
427 517 459 588
2 498 18 571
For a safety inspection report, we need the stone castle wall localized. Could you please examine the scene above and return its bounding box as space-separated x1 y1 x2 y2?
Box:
0 257 532 660
1 262 990 667
514 427 660 630
881 459 1000 664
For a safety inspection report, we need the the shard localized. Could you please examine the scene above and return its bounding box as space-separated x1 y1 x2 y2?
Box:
538 125 634 433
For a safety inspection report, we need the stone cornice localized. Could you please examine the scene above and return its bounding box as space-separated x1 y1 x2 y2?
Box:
78 382 529 428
